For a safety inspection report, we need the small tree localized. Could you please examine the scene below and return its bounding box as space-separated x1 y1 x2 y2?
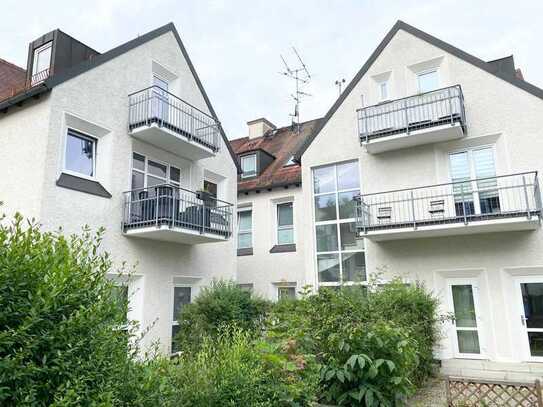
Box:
0 214 136 405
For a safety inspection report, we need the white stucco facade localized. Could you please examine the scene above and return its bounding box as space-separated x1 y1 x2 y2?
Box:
236 186 305 300
0 27 237 354
300 24 543 379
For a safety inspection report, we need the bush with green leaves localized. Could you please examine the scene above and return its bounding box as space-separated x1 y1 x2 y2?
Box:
267 281 441 406
0 214 139 405
175 280 270 352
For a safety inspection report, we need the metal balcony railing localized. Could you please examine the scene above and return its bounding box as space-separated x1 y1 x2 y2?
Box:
355 172 541 234
128 86 220 152
122 184 233 238
30 68 51 86
357 85 466 143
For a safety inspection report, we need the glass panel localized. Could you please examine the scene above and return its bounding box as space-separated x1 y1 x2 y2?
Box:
418 70 439 93
65 130 94 176
204 180 218 198
337 161 359 191
473 148 499 213
34 43 52 74
342 252 366 282
238 211 252 231
313 166 335 194
340 222 364 251
170 167 181 184
173 287 191 321
171 325 180 353
528 332 543 357
379 82 388 100
316 224 338 252
242 155 257 176
451 285 477 328
132 152 145 171
278 228 294 245
277 202 293 226
450 151 473 211
315 194 337 222
317 254 340 282
521 283 543 329
148 160 167 178
338 190 359 219
457 330 480 354
112 285 129 325
153 75 168 91
146 175 163 197
238 232 252 249
278 287 296 300
131 171 144 190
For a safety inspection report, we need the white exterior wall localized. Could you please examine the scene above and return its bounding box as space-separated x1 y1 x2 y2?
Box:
301 28 543 378
0 31 237 354
237 187 305 300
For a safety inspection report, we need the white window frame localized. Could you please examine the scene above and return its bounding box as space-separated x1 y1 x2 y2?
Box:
131 152 181 190
32 42 52 83
417 68 439 93
274 200 295 246
171 284 192 354
62 128 97 180
312 160 366 288
277 285 296 300
378 80 389 101
241 154 257 178
447 144 497 215
237 207 253 249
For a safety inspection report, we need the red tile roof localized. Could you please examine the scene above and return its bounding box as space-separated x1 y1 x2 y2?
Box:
230 118 321 193
0 58 26 101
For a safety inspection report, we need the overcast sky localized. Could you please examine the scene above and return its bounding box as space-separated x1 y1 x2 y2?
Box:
2 0 542 139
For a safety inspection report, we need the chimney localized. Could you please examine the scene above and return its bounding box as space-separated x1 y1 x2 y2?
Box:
247 118 276 139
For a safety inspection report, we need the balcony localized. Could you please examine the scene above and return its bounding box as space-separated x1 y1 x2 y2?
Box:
128 86 220 160
355 172 541 241
122 184 233 244
358 85 466 154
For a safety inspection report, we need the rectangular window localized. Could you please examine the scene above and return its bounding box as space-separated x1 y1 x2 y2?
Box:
172 286 191 353
237 210 252 249
449 146 498 217
276 202 294 245
64 129 96 177
203 180 218 199
32 42 52 84
131 152 181 196
379 81 388 101
417 70 439 93
278 286 296 300
313 161 366 286
112 284 129 329
241 154 257 178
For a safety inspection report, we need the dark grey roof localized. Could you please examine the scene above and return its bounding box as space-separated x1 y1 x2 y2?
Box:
1 23 240 172
294 20 543 161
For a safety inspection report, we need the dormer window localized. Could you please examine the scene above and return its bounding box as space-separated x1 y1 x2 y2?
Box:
417 69 439 93
31 42 52 85
241 154 257 178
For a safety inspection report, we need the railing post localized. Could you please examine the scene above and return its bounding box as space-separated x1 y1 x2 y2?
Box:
461 183 468 225
404 99 409 134
535 173 542 221
448 87 453 125
155 192 159 228
202 200 206 234
171 187 175 227
189 107 194 140
410 190 416 229
523 175 531 219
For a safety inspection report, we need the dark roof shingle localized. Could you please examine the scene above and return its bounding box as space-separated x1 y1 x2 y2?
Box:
0 58 26 101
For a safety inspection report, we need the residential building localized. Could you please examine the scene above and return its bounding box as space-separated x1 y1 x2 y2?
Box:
0 24 238 354
230 118 320 300
296 21 543 380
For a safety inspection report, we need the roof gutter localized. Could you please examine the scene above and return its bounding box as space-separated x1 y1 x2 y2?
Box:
0 83 50 113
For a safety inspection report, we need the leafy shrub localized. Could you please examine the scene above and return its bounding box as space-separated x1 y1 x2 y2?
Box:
176 280 270 352
268 282 440 406
0 214 137 405
151 327 319 406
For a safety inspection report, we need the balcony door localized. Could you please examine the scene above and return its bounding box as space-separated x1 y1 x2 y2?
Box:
446 279 485 359
449 146 499 218
516 277 543 361
152 75 169 124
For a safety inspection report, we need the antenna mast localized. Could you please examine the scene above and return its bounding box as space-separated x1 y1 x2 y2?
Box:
279 47 311 134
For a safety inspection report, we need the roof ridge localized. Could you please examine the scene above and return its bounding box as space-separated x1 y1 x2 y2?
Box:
0 57 25 72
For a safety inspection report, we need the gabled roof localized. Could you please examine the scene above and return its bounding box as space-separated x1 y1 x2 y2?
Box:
0 58 26 100
294 20 543 161
0 23 240 172
231 118 321 193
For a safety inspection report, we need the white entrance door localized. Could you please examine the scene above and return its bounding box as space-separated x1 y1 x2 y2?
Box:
516 277 543 361
446 279 485 358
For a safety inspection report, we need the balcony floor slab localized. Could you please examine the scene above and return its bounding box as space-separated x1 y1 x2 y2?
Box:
124 224 230 244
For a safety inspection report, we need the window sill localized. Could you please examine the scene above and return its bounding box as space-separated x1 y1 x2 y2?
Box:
269 244 296 253
56 172 112 198
237 248 253 256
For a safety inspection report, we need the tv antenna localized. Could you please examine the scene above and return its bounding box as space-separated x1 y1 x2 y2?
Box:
335 78 346 97
279 47 311 134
